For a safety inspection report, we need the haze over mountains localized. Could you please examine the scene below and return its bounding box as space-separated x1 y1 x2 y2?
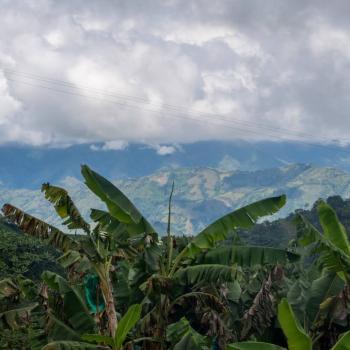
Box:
1 140 350 189
1 140 350 235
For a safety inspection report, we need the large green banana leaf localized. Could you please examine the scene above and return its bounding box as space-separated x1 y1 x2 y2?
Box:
227 342 286 350
1 203 79 252
201 245 299 267
331 330 350 349
317 201 350 256
305 272 344 327
295 214 350 274
114 303 142 349
174 264 237 285
91 208 148 239
278 298 312 350
184 195 286 258
41 183 90 233
82 304 142 349
81 165 156 235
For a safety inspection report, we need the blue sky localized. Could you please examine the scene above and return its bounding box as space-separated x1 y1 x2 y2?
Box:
1 1 350 147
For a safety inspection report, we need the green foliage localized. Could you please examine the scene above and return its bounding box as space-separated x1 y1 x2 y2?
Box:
331 330 350 350
166 317 209 350
3 165 350 350
200 245 299 267
41 183 90 233
183 195 286 259
277 298 312 350
114 304 142 349
42 341 102 349
227 342 285 350
0 217 63 280
174 264 237 285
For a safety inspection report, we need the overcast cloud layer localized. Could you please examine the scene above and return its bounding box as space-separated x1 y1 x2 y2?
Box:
1 0 350 147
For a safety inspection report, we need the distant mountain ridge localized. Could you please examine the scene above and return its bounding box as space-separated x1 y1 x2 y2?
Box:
1 140 350 189
1 163 350 235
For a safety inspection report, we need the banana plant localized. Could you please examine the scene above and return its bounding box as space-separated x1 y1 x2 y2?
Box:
2 165 294 349
81 303 148 350
295 200 350 283
132 191 296 348
293 200 350 343
0 276 38 331
228 298 350 350
1 165 157 340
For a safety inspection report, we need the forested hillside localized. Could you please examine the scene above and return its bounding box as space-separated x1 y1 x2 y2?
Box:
2 164 350 236
0 217 63 280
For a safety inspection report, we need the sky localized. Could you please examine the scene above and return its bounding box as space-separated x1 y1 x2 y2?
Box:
1 0 350 149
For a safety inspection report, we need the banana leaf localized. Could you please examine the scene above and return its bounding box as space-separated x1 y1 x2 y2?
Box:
42 183 90 233
174 264 237 285
184 195 286 258
201 245 299 267
81 165 156 236
278 298 312 350
1 203 79 252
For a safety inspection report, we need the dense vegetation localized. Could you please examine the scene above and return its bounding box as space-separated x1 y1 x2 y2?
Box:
1 166 350 349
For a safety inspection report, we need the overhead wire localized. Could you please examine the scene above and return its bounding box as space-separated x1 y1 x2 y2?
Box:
2 66 350 155
2 66 347 144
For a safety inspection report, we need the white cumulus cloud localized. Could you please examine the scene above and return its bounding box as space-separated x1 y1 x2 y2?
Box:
0 1 350 146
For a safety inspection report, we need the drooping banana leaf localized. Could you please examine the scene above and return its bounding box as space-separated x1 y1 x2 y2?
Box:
227 342 286 350
81 165 156 235
57 250 82 269
183 195 286 259
0 303 38 330
47 312 83 341
0 278 20 299
173 264 237 285
42 183 90 233
166 317 209 350
201 245 299 267
277 298 312 350
1 203 79 252
41 341 103 350
241 266 284 339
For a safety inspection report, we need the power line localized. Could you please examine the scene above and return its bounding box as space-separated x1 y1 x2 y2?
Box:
2 66 348 145
3 73 350 155
5 75 350 157
6 76 293 141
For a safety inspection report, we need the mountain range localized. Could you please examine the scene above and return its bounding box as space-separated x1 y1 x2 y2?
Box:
1 140 350 189
1 162 350 235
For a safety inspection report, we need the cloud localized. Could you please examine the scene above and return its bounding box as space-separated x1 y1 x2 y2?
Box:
90 140 128 151
155 145 177 156
0 1 350 146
